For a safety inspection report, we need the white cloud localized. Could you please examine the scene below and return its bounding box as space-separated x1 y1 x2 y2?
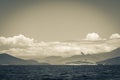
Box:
0 34 120 59
110 33 120 39
0 34 34 47
84 32 102 41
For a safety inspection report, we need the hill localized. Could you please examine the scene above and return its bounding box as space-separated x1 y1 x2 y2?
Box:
0 53 48 65
97 57 120 65
60 48 120 65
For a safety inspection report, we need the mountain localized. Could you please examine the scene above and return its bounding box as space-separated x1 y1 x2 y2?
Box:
40 48 120 65
43 56 63 64
1 48 120 65
45 56 62 60
59 48 120 65
0 53 49 65
97 57 120 65
66 60 97 65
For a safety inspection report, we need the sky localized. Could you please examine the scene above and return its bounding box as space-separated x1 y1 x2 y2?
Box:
0 0 120 59
0 0 120 41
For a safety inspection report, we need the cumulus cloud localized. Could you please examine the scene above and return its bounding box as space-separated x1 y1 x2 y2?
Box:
0 34 120 59
110 33 120 39
0 34 34 47
84 32 102 41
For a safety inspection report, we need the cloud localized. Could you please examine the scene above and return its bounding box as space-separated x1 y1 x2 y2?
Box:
110 33 120 39
0 34 120 59
0 34 34 47
84 32 102 41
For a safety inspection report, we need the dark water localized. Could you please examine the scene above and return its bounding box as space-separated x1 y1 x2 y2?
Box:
0 65 120 80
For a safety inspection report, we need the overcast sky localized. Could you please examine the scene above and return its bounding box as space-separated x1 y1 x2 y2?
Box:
0 0 120 41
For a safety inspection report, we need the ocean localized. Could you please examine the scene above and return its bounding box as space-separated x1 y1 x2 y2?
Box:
0 65 120 80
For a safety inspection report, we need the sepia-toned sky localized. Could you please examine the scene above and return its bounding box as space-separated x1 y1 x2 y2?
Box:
0 0 120 41
0 0 120 59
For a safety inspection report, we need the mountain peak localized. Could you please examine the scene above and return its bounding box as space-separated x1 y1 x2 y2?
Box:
112 48 120 53
1 52 10 54
0 53 11 56
0 53 42 65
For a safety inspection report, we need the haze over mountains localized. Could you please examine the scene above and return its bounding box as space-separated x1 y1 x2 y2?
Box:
64 48 120 65
39 48 120 65
0 48 120 65
97 57 120 65
0 33 120 65
0 33 120 59
0 53 48 65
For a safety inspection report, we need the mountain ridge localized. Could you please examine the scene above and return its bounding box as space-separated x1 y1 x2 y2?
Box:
0 53 49 65
97 57 120 65
1 48 120 65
